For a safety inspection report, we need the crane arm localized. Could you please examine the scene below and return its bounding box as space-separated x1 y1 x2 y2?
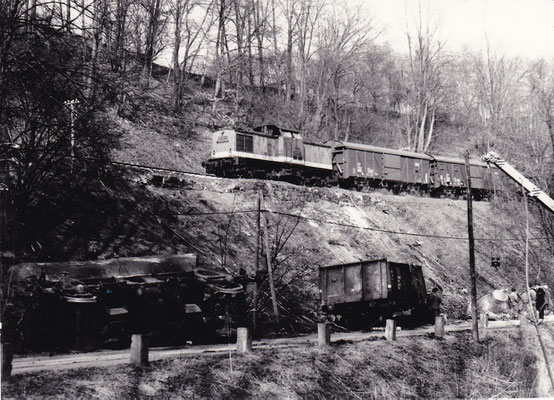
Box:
483 152 554 214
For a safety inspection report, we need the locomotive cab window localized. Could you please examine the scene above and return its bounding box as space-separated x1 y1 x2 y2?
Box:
236 134 254 153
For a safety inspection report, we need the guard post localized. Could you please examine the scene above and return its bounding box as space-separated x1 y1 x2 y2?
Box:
318 322 331 347
130 334 149 367
434 316 445 338
236 327 252 353
385 319 397 341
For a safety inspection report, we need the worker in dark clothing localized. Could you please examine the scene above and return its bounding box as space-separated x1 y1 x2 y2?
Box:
427 288 442 323
536 286 547 319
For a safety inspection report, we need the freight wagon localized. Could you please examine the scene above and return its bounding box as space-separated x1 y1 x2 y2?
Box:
319 258 427 329
332 142 493 198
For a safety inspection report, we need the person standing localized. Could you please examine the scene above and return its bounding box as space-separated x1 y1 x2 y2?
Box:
427 288 442 323
536 286 547 319
508 288 521 319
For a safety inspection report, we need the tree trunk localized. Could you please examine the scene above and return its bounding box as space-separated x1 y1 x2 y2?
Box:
285 15 293 102
423 107 436 152
416 102 428 152
172 0 182 110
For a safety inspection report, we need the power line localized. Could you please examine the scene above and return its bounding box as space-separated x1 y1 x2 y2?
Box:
269 210 548 242
168 210 258 216
172 208 549 242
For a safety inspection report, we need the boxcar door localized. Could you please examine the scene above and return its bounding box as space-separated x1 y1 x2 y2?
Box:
383 154 402 182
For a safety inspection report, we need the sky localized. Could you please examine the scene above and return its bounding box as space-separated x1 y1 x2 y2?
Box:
362 0 554 60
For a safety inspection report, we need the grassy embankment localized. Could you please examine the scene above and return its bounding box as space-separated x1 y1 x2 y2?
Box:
3 331 537 399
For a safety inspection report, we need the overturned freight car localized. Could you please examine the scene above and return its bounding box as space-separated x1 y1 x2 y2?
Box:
5 254 246 353
319 258 427 329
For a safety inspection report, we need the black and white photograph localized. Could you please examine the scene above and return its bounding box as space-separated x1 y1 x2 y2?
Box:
1 0 554 398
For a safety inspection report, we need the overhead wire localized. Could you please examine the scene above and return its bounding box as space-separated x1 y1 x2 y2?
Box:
171 208 549 242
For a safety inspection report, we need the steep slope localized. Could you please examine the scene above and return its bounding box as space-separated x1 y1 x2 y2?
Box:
83 172 549 323
85 80 553 324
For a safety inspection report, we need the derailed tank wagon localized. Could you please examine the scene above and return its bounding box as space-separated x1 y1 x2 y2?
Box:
319 258 428 329
7 254 246 353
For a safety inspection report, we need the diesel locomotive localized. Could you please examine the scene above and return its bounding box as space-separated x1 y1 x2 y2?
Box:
203 125 496 198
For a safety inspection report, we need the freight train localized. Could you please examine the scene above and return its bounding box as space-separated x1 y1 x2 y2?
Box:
203 125 496 199
5 254 247 353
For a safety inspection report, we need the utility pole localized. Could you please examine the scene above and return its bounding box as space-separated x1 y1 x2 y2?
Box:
64 99 79 171
261 192 280 326
252 191 261 334
465 153 479 342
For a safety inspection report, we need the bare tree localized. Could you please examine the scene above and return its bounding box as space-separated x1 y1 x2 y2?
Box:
311 3 375 140
468 43 519 152
143 0 168 82
170 0 215 109
294 0 325 130
528 59 554 157
402 1 444 152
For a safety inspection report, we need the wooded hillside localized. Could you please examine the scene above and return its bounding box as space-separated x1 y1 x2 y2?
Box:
1 0 553 333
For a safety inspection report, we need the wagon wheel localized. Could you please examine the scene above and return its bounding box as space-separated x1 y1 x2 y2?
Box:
210 282 243 295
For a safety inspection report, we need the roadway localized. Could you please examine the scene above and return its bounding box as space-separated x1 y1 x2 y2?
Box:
11 316 551 375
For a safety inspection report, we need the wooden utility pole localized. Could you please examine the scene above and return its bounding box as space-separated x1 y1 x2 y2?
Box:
261 193 280 325
465 153 479 341
252 191 261 333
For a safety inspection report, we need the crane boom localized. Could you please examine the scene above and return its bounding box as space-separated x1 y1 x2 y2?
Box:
483 151 554 214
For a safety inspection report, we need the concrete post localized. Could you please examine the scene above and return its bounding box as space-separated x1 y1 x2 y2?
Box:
236 327 252 353
385 319 397 341
480 313 489 329
1 342 13 380
520 314 529 328
130 334 149 366
434 316 445 338
317 322 331 347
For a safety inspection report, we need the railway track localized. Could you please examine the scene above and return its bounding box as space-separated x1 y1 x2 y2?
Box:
11 318 535 375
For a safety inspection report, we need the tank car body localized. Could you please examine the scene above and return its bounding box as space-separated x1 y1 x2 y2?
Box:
203 125 333 185
319 258 427 329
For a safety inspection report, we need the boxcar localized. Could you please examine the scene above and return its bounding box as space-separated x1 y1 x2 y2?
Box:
432 155 492 199
332 142 495 197
332 142 434 191
319 258 427 329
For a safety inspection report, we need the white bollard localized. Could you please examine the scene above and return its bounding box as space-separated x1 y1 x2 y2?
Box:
317 322 331 347
434 316 445 338
385 319 397 341
236 327 252 353
130 334 149 366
